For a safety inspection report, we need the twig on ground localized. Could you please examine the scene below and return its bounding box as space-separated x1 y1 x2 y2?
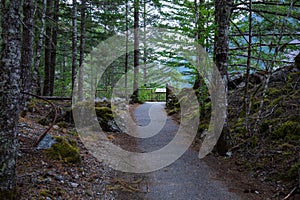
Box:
282 186 297 200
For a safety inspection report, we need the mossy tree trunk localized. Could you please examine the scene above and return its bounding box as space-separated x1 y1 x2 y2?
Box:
32 0 47 95
0 0 22 199
214 0 233 156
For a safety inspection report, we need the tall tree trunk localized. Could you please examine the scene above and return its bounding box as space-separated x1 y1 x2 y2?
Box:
125 0 129 100
78 0 86 101
0 0 21 198
43 0 53 96
244 0 252 133
33 0 47 95
72 0 78 93
194 0 206 112
49 0 59 96
20 0 35 111
143 0 147 85
214 0 232 156
193 0 201 90
132 0 139 103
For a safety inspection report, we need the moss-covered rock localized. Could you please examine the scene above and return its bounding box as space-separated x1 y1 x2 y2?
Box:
95 107 113 125
95 107 121 132
46 137 81 164
198 123 209 133
95 107 112 117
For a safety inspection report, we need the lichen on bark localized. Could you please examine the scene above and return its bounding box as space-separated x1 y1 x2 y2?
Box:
0 0 22 197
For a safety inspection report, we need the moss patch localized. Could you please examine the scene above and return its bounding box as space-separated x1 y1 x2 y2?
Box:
198 123 209 133
46 137 81 164
273 121 300 140
56 121 68 128
39 189 54 198
267 88 281 97
95 107 113 123
95 107 112 116
287 162 300 179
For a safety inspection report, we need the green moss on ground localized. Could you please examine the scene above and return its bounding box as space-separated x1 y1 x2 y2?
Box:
267 88 281 96
46 137 81 164
287 162 300 179
56 121 68 128
39 189 54 199
273 121 300 140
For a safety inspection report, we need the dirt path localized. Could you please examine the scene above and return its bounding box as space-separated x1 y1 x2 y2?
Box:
115 102 241 199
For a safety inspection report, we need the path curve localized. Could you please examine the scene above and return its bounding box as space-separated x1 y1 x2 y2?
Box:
127 102 241 200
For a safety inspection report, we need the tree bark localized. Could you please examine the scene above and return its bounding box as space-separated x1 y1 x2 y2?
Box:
43 0 53 96
33 0 47 95
214 0 233 156
20 0 35 111
49 0 59 96
78 0 86 101
244 0 252 133
125 0 129 100
143 0 147 85
132 0 140 103
72 0 78 92
0 0 21 198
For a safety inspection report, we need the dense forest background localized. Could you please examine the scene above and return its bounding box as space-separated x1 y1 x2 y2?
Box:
0 0 300 199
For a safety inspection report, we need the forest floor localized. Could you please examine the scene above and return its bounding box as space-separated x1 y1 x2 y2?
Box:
16 100 116 199
15 97 299 199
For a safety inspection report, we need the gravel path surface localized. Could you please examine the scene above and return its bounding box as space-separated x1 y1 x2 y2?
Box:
125 102 241 200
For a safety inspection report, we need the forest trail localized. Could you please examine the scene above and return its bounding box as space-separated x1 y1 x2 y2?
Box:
117 102 240 199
